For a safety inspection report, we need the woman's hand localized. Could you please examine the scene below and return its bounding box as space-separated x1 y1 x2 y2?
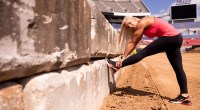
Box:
116 56 124 68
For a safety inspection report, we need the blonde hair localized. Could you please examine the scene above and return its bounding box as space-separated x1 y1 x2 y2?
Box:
118 16 139 50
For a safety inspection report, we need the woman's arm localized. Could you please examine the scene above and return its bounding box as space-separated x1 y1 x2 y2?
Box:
122 20 147 59
116 17 152 68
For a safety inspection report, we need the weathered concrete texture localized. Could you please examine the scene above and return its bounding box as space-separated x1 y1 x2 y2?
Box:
33 0 91 55
107 28 121 56
0 82 24 110
0 0 91 83
89 0 121 58
20 59 109 110
107 58 128 94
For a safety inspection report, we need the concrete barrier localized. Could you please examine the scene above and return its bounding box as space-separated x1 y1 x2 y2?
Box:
89 0 121 58
0 0 123 83
20 59 110 110
0 0 91 82
0 82 24 110
0 0 126 109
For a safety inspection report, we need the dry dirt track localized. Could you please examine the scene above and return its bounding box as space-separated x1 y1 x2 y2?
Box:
100 49 200 110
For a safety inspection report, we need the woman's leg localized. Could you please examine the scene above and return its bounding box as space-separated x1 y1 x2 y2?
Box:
166 48 188 93
122 37 171 67
166 47 191 105
122 34 182 67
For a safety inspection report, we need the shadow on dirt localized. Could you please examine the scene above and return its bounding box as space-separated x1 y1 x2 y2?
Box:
113 86 171 100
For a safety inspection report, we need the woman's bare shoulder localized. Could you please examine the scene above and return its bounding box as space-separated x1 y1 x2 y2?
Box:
139 16 154 27
138 16 154 27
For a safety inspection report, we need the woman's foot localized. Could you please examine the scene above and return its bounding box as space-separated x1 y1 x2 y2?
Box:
106 59 119 74
169 94 192 106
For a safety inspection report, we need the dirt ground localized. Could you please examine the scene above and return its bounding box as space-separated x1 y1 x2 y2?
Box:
100 48 200 110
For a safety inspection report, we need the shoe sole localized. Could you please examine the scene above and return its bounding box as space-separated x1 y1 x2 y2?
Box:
106 60 119 74
169 101 182 104
108 66 116 74
181 100 192 106
169 100 192 106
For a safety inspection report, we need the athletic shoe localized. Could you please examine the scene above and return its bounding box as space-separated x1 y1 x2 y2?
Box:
106 58 119 73
181 100 192 106
169 94 192 106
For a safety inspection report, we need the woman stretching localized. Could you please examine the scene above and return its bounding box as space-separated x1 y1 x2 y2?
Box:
107 16 192 106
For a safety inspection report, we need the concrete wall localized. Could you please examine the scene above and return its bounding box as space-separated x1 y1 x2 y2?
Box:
0 0 91 82
0 0 122 83
20 60 110 110
0 82 24 110
0 59 115 110
0 0 125 110
89 0 121 58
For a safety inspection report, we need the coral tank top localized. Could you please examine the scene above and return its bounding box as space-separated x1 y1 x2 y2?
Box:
143 18 180 38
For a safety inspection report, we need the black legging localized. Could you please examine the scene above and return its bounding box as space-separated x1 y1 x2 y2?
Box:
122 34 188 94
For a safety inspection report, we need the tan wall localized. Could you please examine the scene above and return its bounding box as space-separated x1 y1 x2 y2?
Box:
0 0 126 110
0 0 123 83
89 1 121 58
0 60 114 110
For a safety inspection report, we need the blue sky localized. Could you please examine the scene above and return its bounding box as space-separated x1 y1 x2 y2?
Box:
142 0 175 15
142 0 200 16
